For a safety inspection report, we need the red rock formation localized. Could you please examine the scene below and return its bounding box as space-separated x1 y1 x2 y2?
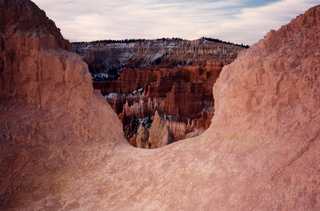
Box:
98 62 225 142
165 120 187 136
0 1 126 208
0 1 89 109
148 111 175 148
74 36 246 145
135 124 150 148
129 111 176 149
1 1 320 210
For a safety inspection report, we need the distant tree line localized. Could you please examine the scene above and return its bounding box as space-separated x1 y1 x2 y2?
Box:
155 37 184 42
202 37 250 48
72 37 249 48
72 37 185 45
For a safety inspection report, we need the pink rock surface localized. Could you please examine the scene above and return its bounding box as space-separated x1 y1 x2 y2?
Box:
0 1 319 210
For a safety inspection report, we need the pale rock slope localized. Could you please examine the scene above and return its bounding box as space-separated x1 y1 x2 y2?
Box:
0 0 319 210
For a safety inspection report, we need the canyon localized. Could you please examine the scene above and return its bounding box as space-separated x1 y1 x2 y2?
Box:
72 37 248 146
0 0 319 210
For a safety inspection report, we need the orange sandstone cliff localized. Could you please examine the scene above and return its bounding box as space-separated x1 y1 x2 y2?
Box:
0 1 320 210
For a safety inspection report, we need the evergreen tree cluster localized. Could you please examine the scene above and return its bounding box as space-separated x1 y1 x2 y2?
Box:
72 37 249 48
202 37 250 48
72 37 185 45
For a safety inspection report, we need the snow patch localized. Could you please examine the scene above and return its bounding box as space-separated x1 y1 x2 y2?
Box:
128 88 144 97
137 116 154 129
106 92 126 99
118 53 134 64
93 73 109 81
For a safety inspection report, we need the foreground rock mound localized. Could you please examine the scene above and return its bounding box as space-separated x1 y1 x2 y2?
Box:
0 0 126 209
0 1 319 210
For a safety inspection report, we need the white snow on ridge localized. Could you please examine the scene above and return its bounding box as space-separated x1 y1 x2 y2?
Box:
151 52 164 61
111 43 136 48
167 42 176 47
118 53 134 64
93 73 109 80
106 92 126 99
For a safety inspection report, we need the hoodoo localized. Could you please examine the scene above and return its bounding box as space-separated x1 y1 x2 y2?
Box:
0 0 319 210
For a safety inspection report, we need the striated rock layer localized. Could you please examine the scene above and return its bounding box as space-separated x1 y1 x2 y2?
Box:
1 1 320 210
71 38 247 77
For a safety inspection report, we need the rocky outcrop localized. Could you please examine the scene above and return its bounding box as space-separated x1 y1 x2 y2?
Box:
135 124 150 148
97 61 227 144
0 0 126 209
0 0 73 104
1 1 320 210
165 120 187 136
210 6 320 139
135 111 175 149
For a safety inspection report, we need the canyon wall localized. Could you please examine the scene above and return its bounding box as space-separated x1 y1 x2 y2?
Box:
73 38 247 146
0 1 319 210
72 38 246 76
0 1 127 209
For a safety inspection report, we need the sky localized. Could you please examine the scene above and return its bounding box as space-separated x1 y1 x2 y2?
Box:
32 0 319 45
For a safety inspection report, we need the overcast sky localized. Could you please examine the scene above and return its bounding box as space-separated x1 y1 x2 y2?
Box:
32 0 318 45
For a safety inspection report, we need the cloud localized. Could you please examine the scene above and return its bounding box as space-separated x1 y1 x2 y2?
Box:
211 0 319 44
32 0 319 45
